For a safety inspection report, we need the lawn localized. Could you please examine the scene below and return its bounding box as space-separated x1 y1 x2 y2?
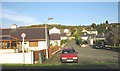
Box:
1 61 118 69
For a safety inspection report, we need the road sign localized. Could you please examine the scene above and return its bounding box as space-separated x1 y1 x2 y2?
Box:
21 33 26 64
21 33 26 38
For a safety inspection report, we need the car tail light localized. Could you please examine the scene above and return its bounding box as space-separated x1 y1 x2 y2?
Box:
73 57 78 59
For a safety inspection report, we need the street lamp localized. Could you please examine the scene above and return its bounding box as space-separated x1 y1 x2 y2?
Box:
45 18 53 59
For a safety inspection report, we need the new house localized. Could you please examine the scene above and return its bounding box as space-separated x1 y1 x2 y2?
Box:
0 24 50 51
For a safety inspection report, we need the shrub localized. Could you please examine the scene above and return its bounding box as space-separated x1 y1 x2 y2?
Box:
60 39 67 46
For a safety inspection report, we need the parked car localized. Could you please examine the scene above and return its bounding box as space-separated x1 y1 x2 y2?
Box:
60 47 78 63
104 42 111 50
92 41 111 50
92 42 104 49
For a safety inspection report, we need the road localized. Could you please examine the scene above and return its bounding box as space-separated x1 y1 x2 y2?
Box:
44 40 119 69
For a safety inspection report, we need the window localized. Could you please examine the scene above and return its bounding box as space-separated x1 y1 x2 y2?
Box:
29 41 38 47
62 49 75 54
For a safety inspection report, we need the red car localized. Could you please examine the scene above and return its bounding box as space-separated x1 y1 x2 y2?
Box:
60 47 78 63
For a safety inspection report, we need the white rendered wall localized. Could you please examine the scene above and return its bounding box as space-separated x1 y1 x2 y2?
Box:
38 41 48 50
0 51 34 64
49 27 60 34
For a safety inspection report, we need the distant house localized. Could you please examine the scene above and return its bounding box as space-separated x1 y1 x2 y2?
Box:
81 34 96 41
49 27 72 46
60 28 71 40
49 27 60 34
50 34 61 46
88 34 105 45
49 27 61 46
61 29 71 37
82 28 98 35
81 28 105 45
60 33 68 40
81 28 98 40
0 24 50 51
63 29 71 36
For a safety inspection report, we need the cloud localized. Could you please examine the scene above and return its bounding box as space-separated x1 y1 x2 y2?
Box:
1 8 40 24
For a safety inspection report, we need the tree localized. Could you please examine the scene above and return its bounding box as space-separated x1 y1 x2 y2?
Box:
105 20 109 24
106 32 116 46
91 23 96 29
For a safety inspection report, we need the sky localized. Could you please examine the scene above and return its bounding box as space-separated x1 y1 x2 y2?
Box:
0 1 119 28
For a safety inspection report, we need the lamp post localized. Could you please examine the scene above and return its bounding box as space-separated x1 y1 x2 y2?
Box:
45 18 53 59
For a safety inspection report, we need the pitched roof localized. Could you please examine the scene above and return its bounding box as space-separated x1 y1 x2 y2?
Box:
1 27 48 41
1 29 11 35
50 34 60 40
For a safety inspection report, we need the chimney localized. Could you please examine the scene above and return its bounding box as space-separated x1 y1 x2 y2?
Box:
11 24 17 29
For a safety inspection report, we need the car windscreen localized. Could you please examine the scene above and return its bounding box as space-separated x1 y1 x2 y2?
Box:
62 49 76 54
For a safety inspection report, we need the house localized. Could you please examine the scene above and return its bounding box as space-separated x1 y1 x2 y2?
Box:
0 24 50 51
88 34 105 45
60 28 71 40
50 34 61 46
81 28 97 41
82 28 98 35
49 27 61 46
60 29 71 37
49 27 72 46
81 28 105 45
63 29 71 36
81 34 96 41
49 27 60 34
60 33 68 40
0 25 62 64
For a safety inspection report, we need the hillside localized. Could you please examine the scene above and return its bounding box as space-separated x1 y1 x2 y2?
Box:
19 22 120 37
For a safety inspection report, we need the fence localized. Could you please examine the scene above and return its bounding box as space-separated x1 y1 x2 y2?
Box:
48 46 61 58
33 49 46 64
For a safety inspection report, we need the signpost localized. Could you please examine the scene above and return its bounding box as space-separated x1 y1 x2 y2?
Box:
21 33 26 65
